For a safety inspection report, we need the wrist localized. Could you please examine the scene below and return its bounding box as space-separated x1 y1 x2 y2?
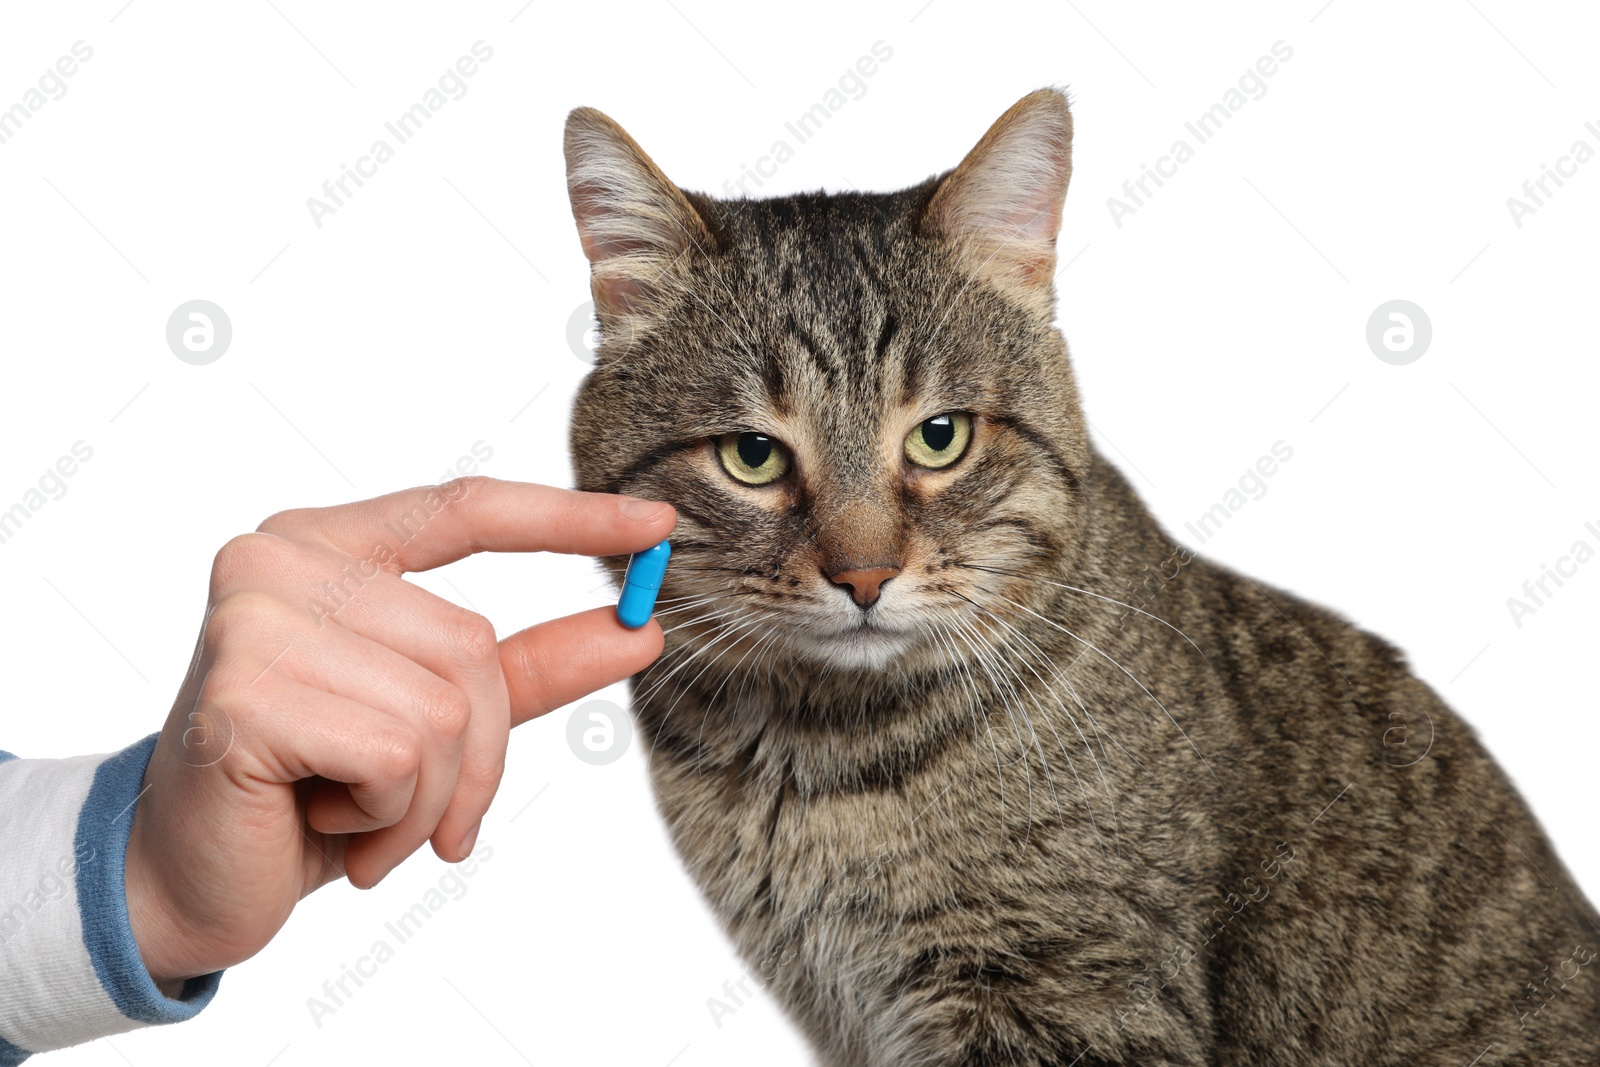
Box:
123 791 191 993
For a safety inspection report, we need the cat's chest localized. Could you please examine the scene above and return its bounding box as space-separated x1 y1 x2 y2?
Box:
651 740 973 1003
721 784 931 1042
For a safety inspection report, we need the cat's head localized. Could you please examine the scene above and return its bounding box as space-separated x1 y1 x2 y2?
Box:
566 90 1088 673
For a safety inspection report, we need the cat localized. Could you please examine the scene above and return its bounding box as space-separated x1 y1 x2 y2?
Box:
562 88 1600 1065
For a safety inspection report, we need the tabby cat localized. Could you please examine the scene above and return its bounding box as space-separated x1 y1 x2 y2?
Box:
562 89 1599 1065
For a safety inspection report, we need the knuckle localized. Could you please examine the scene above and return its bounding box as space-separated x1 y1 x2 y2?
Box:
505 633 545 687
456 746 507 798
371 728 422 783
203 590 291 653
255 508 314 537
197 668 270 737
198 659 257 703
420 683 472 741
444 610 499 669
210 532 287 593
437 475 489 507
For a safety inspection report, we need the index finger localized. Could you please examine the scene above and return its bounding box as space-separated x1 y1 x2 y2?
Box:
258 476 676 573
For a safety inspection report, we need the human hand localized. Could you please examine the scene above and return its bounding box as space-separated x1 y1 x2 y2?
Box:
123 477 675 989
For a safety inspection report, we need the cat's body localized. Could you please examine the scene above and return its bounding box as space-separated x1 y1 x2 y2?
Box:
636 450 1600 1065
563 91 1599 1064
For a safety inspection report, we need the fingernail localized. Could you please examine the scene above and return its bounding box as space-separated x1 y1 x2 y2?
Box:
618 496 671 522
457 820 481 860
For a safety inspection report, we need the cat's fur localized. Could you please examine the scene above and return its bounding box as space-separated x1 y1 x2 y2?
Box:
563 89 1599 1065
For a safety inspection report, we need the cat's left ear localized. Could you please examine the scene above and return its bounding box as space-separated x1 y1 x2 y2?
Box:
921 88 1073 318
564 106 714 328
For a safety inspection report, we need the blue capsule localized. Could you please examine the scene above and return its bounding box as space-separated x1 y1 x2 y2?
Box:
616 539 671 629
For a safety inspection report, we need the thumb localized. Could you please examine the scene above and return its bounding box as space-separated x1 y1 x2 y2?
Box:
498 607 664 726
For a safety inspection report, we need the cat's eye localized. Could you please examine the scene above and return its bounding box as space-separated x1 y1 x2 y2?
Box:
904 412 972 469
716 431 792 486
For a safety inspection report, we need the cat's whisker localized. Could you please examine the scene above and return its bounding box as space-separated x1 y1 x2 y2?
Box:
924 615 1010 840
651 590 725 606
976 596 1141 799
729 624 783 711
636 617 736 684
658 604 748 638
956 586 1131 774
1023 639 1144 774
695 621 788 770
954 601 1116 857
958 560 1215 672
654 562 759 575
637 614 760 746
945 613 1051 850
693 609 781 716
957 609 1090 853
637 605 746 678
651 595 733 621
977 585 1223 787
652 614 775 763
953 614 1081 806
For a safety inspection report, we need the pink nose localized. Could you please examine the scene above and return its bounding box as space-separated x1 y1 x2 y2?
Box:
828 566 901 607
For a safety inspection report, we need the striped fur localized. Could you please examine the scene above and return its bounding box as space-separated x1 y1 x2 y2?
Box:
563 90 1600 1065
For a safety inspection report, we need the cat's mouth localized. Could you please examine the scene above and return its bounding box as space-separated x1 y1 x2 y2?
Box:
830 617 906 637
793 617 916 670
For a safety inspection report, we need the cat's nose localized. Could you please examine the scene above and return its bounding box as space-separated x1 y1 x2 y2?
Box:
827 565 901 608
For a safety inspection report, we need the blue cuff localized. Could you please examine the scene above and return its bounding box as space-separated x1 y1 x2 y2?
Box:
75 734 223 1023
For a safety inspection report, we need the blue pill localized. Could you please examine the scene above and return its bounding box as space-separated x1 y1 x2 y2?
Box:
616 539 671 629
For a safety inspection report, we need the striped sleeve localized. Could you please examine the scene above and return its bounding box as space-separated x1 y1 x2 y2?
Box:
0 736 222 1063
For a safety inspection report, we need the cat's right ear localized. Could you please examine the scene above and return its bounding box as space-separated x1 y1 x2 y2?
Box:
564 107 713 327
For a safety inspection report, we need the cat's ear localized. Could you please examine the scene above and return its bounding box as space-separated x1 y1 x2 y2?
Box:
564 106 713 326
921 88 1073 317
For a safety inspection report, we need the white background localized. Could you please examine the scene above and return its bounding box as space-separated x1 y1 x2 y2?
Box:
2 1 1596 1064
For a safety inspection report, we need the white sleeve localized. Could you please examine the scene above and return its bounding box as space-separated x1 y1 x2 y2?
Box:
0 735 222 1063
